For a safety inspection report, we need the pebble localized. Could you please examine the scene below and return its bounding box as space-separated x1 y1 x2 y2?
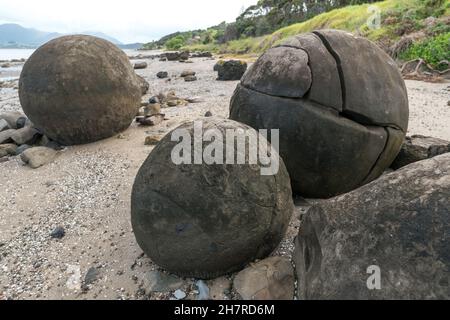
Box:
50 226 65 239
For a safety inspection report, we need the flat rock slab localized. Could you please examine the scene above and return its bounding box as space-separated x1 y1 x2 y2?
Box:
294 153 450 299
391 135 450 169
145 271 184 293
10 127 40 145
0 129 15 144
233 256 295 300
20 146 57 168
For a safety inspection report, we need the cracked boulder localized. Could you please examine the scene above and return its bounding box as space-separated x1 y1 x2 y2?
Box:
131 117 293 279
294 153 450 299
19 35 141 146
230 29 409 198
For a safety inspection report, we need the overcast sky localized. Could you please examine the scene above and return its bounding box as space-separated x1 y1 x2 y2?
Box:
0 0 258 43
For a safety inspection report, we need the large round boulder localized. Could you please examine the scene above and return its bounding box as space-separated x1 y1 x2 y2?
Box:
19 35 141 145
131 117 293 279
294 153 450 299
230 29 409 198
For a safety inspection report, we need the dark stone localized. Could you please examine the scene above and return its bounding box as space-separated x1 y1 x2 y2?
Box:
50 226 65 239
204 111 213 117
391 135 450 169
131 118 293 279
191 52 213 58
215 60 247 81
230 30 408 198
157 71 168 79
10 127 41 145
294 153 450 299
19 35 141 145
0 111 23 129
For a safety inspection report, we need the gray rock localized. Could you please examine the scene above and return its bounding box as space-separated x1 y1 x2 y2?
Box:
242 47 311 98
10 127 41 145
21 146 57 168
19 35 141 145
84 267 99 285
391 135 450 169
184 75 197 82
15 144 31 155
233 256 295 300
215 60 247 81
131 118 293 279
15 116 31 129
180 70 196 77
157 71 168 79
196 280 210 300
294 153 450 299
149 96 159 104
133 61 148 69
145 271 184 293
0 129 15 144
0 119 9 132
50 226 65 239
174 289 186 300
0 144 17 157
204 111 213 117
230 29 408 198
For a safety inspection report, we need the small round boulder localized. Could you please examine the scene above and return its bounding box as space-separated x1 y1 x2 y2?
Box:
230 29 409 198
131 117 294 279
19 35 141 145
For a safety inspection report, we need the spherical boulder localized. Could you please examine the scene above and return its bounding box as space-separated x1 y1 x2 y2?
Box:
230 29 409 198
19 35 141 145
131 117 294 279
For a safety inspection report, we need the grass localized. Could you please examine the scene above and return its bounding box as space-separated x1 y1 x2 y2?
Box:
184 0 450 64
400 32 450 69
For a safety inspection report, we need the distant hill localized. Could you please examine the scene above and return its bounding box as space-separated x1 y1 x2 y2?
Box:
0 23 136 48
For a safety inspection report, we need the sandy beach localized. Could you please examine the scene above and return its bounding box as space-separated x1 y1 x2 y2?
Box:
0 55 449 300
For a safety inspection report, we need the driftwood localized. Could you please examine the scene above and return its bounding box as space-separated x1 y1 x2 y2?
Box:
401 58 450 82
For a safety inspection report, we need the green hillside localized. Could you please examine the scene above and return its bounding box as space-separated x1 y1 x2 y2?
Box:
184 0 449 68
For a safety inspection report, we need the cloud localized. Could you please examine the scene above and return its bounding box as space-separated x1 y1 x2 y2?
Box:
0 0 258 43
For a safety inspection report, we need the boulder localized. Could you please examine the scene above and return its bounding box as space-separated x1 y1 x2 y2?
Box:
156 71 168 79
19 35 141 145
136 75 149 95
10 127 41 145
215 60 247 81
0 119 9 132
293 153 450 299
230 29 409 198
233 256 295 300
133 61 148 69
192 52 213 58
131 118 293 278
391 135 450 169
0 144 17 157
20 146 57 168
